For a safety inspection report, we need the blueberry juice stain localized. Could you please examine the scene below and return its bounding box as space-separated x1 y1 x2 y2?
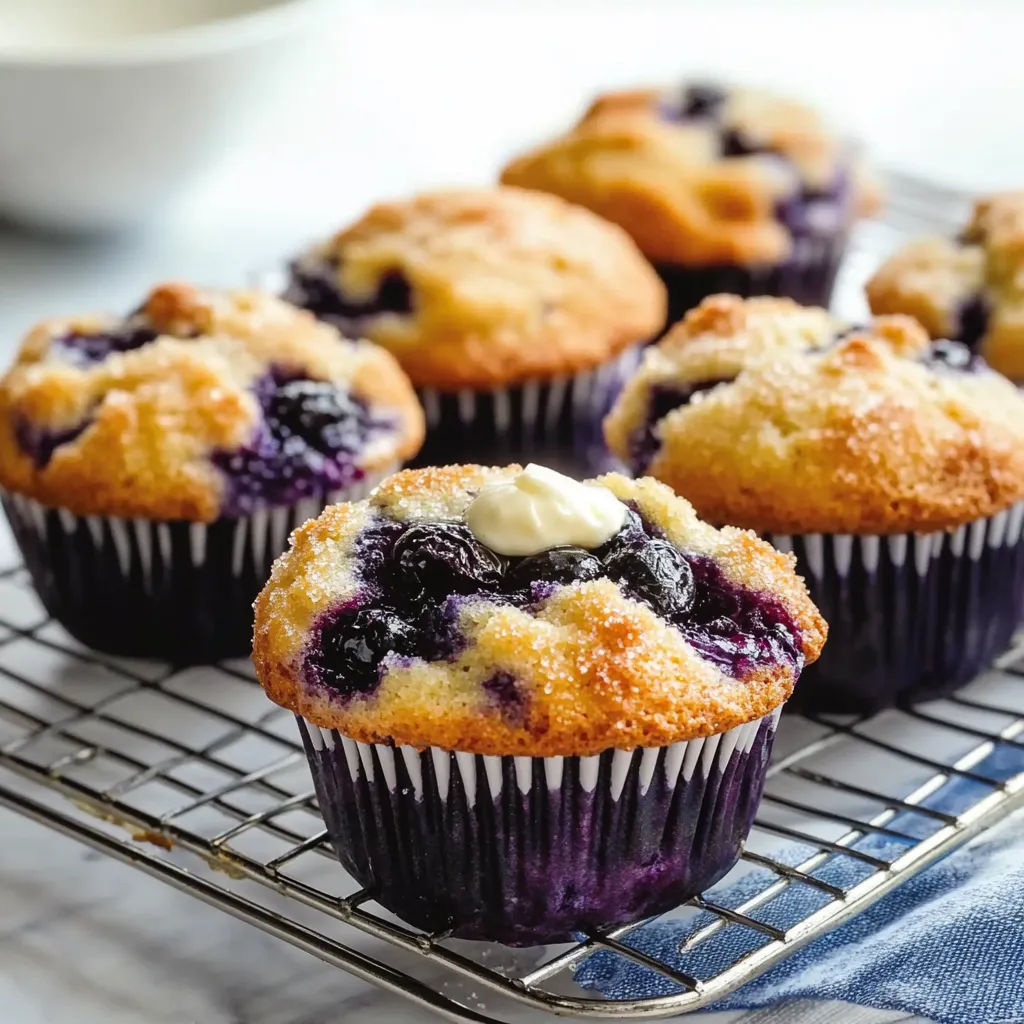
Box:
213 370 396 516
304 507 803 703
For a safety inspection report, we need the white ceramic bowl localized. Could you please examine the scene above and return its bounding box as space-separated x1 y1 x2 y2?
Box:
0 0 334 233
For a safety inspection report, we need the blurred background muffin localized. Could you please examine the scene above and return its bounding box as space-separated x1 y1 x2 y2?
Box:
285 187 666 466
867 191 1024 381
502 80 881 330
0 283 423 662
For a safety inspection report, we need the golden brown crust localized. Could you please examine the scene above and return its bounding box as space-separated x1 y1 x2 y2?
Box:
294 187 666 390
252 467 826 757
500 83 880 266
606 297 1024 534
0 283 424 521
866 192 1024 381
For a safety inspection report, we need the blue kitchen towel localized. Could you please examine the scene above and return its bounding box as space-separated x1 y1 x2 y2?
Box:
574 744 1024 1024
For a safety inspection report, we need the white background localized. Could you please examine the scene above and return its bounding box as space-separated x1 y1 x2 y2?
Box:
2 0 1023 342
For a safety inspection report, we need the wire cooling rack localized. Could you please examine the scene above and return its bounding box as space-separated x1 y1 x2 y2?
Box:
2 172 1021 1023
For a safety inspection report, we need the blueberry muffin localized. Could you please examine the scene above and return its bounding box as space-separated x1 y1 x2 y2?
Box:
867 191 1024 381
284 187 666 466
501 81 881 327
252 463 825 944
0 283 423 662
606 295 1024 713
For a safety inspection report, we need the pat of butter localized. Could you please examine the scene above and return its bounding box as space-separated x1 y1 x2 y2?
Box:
465 464 626 557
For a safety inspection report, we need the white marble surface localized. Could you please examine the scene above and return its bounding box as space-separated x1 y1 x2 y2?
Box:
0 3 1018 1020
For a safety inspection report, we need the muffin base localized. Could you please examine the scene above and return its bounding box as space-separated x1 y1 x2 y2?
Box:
769 504 1024 715
412 346 643 468
655 234 847 330
2 470 393 664
297 707 780 946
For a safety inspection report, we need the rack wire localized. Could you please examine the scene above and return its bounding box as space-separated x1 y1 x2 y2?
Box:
2 172 1021 1022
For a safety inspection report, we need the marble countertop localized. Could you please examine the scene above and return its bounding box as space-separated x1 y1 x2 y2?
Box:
0 4 1017 1020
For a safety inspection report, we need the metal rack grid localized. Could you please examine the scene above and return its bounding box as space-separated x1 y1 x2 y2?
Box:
1 172 1020 1022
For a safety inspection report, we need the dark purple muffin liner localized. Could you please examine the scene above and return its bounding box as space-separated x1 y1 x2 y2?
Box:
768 504 1024 715
296 706 781 946
412 346 643 468
655 232 848 331
1 469 394 664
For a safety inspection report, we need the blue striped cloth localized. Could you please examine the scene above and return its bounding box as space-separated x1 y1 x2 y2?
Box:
573 745 1024 1024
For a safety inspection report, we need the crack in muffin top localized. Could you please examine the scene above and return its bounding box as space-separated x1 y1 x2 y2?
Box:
284 187 667 390
866 191 1024 381
0 283 424 521
500 82 882 267
604 294 1024 535
252 465 825 757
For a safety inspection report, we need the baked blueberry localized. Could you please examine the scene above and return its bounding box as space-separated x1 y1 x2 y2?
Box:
311 607 424 698
507 546 602 590
287 260 414 327
955 294 990 352
14 419 90 469
54 326 159 365
680 83 727 119
393 523 505 604
213 374 395 515
267 378 374 456
603 538 696 618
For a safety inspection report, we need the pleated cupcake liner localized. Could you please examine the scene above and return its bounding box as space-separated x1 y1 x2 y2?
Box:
655 233 848 332
411 345 644 469
2 467 395 664
768 502 1024 715
297 705 782 946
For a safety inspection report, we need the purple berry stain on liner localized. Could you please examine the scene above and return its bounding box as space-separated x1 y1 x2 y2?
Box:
212 369 398 517
302 710 779 943
304 506 803 705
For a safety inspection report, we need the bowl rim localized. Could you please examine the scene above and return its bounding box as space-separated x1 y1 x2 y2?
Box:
0 0 332 67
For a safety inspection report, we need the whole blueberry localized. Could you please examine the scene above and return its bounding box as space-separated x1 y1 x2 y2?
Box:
311 607 424 698
603 539 696 618
267 379 367 455
508 546 603 591
392 523 505 603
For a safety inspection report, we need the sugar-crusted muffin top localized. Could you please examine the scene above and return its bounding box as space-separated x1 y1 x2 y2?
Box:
866 191 1024 381
0 284 424 521
500 82 882 267
252 465 825 757
284 187 667 390
604 295 1024 534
